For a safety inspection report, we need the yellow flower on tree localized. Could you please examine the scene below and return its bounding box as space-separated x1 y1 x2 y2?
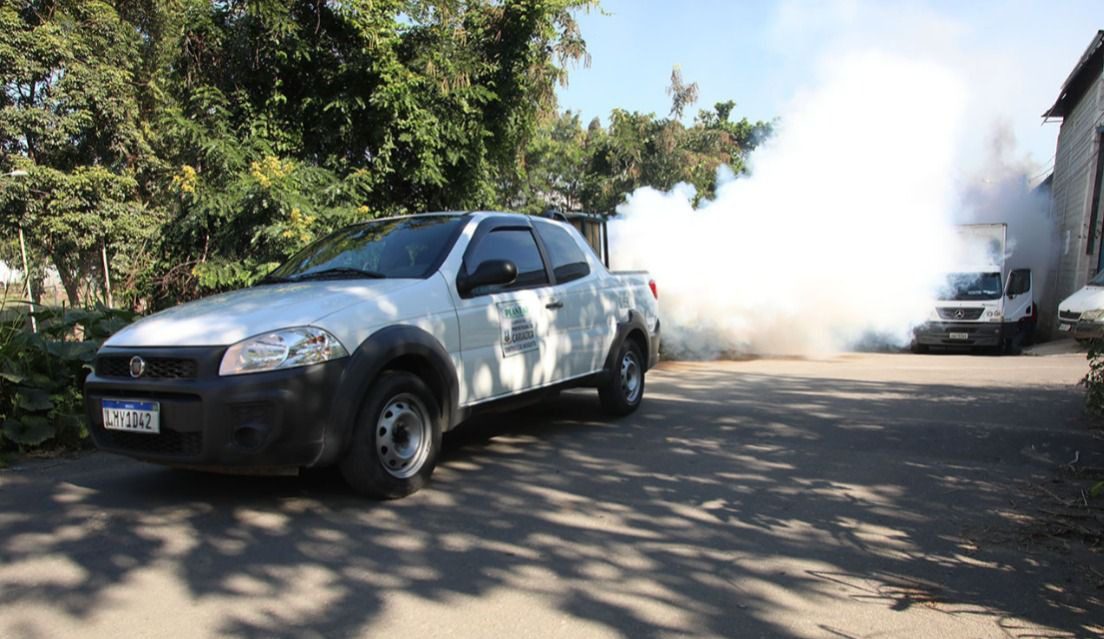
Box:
250 156 294 189
171 165 198 194
286 207 316 244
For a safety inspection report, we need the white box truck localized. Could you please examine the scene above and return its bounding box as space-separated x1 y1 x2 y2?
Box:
912 223 1036 354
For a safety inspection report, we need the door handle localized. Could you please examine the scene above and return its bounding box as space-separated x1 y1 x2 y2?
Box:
545 300 564 310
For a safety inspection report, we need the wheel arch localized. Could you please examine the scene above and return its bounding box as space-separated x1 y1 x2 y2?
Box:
604 311 652 376
321 325 459 466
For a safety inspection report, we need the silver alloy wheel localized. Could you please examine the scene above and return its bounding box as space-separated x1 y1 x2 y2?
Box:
620 350 642 403
376 393 432 479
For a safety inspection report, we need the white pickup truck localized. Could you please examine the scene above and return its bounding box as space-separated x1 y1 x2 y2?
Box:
84 213 660 498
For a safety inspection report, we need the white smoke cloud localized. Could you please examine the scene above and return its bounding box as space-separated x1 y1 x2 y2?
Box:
609 52 968 358
957 125 1058 309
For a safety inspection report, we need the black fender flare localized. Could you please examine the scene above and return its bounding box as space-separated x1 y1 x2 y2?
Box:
323 325 460 464
603 311 653 378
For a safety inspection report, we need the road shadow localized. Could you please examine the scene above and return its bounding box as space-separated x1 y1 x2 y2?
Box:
1 368 1101 637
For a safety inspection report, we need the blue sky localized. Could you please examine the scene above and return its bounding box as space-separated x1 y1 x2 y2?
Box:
556 0 1102 174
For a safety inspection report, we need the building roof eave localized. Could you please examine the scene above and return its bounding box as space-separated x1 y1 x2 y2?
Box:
1043 30 1104 119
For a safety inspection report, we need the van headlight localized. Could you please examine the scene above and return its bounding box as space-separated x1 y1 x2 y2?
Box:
219 327 348 376
984 308 1003 322
1082 309 1104 322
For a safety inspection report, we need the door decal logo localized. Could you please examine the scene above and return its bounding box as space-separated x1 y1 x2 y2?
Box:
498 302 539 357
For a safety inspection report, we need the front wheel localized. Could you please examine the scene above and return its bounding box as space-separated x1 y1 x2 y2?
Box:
339 371 442 499
599 339 645 417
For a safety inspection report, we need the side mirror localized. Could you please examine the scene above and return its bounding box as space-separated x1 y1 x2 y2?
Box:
458 259 518 296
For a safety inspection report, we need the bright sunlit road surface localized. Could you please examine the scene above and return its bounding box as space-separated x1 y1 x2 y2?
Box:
1 348 1101 638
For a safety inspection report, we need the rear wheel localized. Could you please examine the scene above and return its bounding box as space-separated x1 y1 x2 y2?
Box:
599 339 645 416
339 371 442 499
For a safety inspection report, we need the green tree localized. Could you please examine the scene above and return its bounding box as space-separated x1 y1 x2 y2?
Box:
149 0 593 301
519 67 772 214
0 1 163 307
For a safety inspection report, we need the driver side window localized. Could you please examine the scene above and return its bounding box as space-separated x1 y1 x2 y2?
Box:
464 228 549 296
1007 269 1031 296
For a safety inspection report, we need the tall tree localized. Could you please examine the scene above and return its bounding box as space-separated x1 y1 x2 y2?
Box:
513 68 772 214
151 0 594 300
0 0 162 307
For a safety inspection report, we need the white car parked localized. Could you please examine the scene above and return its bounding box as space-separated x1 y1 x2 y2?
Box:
85 213 660 498
1057 269 1104 340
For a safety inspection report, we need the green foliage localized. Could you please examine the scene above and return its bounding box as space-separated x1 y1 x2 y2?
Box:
0 1 162 307
0 302 135 450
2 1 772 311
143 0 595 303
1082 339 1104 417
2 0 597 307
511 67 772 214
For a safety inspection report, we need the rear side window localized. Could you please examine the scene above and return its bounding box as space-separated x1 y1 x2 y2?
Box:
465 228 549 294
536 223 591 284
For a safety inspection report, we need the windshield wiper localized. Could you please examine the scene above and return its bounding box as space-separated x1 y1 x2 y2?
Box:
255 274 293 285
290 267 387 281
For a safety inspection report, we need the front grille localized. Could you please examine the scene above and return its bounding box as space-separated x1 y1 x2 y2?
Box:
936 307 984 320
1059 310 1082 321
97 356 198 379
97 427 202 456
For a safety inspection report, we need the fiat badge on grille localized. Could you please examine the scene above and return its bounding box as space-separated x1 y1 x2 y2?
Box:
129 356 146 378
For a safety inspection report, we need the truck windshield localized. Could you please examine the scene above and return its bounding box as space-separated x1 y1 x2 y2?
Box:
1089 270 1104 287
262 215 465 283
939 272 1002 301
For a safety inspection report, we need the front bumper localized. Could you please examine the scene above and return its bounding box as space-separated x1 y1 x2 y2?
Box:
1057 318 1104 340
84 346 347 470
913 321 1014 347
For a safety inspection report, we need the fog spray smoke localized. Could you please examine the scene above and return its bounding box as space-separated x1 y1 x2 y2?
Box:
957 126 1058 307
608 52 971 358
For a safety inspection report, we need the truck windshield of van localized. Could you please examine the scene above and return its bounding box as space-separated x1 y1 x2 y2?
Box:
939 272 1002 301
261 215 465 283
1089 270 1104 287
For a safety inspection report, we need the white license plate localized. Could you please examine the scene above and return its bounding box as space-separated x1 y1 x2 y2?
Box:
102 399 160 434
948 332 969 340
1059 323 1071 332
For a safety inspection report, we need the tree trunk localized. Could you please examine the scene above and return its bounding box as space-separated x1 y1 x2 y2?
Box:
53 258 83 308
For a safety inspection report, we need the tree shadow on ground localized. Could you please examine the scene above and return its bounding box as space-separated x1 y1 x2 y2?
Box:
1 367 1101 637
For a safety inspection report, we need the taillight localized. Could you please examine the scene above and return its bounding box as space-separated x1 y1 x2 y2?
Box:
648 279 658 300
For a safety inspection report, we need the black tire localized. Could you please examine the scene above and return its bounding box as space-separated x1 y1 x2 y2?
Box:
910 341 928 354
339 371 442 499
599 339 645 417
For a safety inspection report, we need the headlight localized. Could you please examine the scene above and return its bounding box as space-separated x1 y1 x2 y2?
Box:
219 327 348 376
986 309 1003 322
1082 309 1104 321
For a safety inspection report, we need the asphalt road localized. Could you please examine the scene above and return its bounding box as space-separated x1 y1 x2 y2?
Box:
1 351 1102 638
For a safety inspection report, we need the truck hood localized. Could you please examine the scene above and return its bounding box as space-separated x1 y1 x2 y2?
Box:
1059 285 1104 314
106 279 420 347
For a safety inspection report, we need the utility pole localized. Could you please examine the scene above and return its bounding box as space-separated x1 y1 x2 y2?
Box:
4 170 36 333
101 239 113 308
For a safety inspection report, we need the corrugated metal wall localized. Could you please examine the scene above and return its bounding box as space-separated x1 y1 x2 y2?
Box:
1053 73 1104 312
